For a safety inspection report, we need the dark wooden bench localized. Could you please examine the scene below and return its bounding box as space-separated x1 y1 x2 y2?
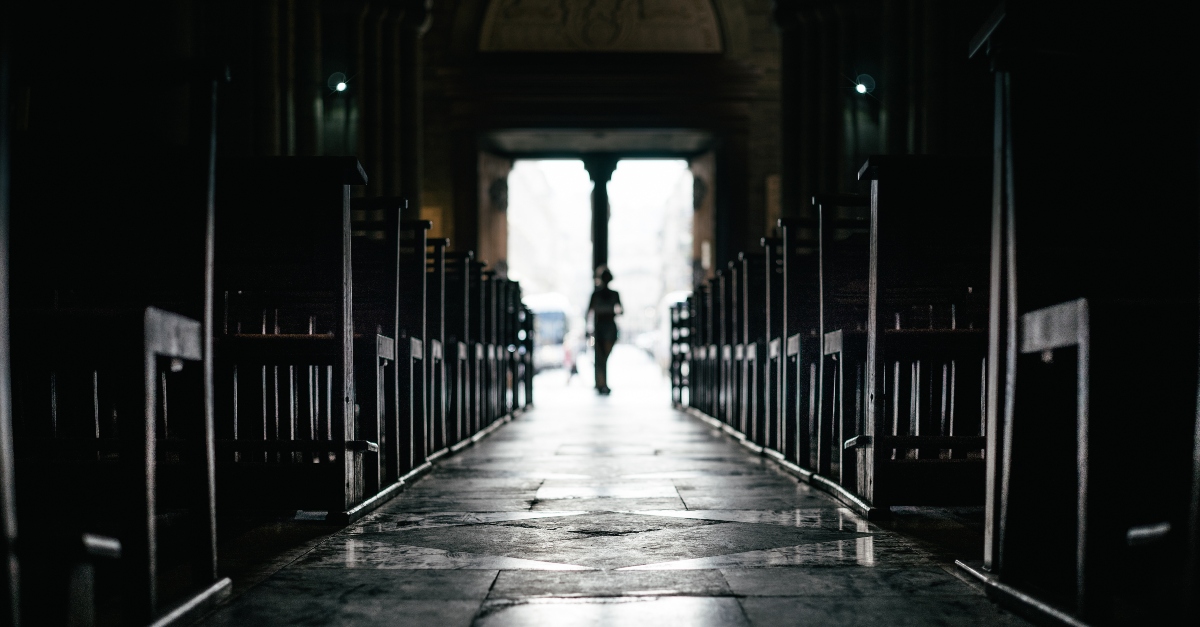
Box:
426 239 448 457
737 253 767 446
839 157 990 511
501 279 526 414
760 236 786 457
444 252 474 446
812 195 870 486
397 221 430 474
670 300 691 408
969 6 1200 622
11 308 224 625
717 266 738 428
466 259 487 435
777 218 820 470
698 283 718 419
517 303 535 409
5 63 230 624
214 157 373 515
349 197 404 498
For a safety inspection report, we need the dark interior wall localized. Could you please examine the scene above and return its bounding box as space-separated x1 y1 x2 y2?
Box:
8 1 218 309
5 0 1016 274
775 0 995 220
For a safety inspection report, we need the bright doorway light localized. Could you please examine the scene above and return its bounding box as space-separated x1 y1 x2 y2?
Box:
606 159 692 369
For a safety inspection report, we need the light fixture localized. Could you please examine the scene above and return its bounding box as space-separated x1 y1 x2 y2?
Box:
327 72 348 93
854 73 876 95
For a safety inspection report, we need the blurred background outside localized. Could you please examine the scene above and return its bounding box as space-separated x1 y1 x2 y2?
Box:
507 159 693 380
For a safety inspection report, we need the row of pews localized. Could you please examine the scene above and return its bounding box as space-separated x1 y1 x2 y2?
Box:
681 156 991 518
677 5 1200 625
0 78 532 627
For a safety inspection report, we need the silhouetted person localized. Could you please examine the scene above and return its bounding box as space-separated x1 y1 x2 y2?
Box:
587 266 622 395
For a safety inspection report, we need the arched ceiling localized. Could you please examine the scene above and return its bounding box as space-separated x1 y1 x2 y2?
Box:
478 0 723 53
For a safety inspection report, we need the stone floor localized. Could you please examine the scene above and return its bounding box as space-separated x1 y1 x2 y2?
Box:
198 346 1032 626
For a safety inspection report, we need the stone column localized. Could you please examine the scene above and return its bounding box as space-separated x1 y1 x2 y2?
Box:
399 0 431 212
582 155 619 274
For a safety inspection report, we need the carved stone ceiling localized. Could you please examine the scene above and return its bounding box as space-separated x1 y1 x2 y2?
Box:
479 0 723 53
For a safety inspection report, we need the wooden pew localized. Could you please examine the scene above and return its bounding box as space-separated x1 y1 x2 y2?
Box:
967 6 1199 623
397 221 430 474
516 304 535 410
11 309 222 625
426 239 448 457
444 252 474 446
760 235 786 458
699 283 717 418
670 300 691 408
495 277 516 417
686 287 703 413
479 270 498 426
717 267 737 428
738 253 767 446
214 157 372 515
467 259 487 434
812 196 869 486
499 280 523 414
839 157 990 512
778 218 821 471
5 62 230 624
349 197 404 499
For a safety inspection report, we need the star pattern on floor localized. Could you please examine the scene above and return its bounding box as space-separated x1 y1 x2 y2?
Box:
298 510 887 571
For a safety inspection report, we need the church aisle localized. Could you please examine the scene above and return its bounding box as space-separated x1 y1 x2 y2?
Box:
198 346 1031 626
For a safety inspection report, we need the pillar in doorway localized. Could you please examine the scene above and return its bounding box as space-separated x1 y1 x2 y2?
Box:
582 155 619 274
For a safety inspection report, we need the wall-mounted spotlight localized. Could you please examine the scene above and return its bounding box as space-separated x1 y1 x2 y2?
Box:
855 73 876 95
328 72 348 93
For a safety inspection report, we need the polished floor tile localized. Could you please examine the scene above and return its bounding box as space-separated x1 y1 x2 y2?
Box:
199 348 1028 626
487 570 734 598
721 565 980 597
474 597 751 627
201 570 495 626
738 596 1031 626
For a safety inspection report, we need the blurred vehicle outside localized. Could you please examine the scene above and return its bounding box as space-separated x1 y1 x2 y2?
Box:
524 292 583 372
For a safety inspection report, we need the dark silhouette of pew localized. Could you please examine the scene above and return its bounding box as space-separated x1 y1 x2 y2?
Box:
348 197 403 507
517 303 535 410
444 252 474 447
4 52 230 624
718 266 737 428
760 236 786 458
964 4 1200 624
426 239 448 458
467 259 487 436
397 221 430 477
214 158 372 516
669 300 691 407
701 283 717 420
11 309 218 625
839 157 990 513
813 195 870 491
777 218 820 471
737 253 767 447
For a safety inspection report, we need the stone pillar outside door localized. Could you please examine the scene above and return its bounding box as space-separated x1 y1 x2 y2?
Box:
582 155 619 275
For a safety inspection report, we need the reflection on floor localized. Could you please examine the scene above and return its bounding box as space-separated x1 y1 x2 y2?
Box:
199 345 1031 626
